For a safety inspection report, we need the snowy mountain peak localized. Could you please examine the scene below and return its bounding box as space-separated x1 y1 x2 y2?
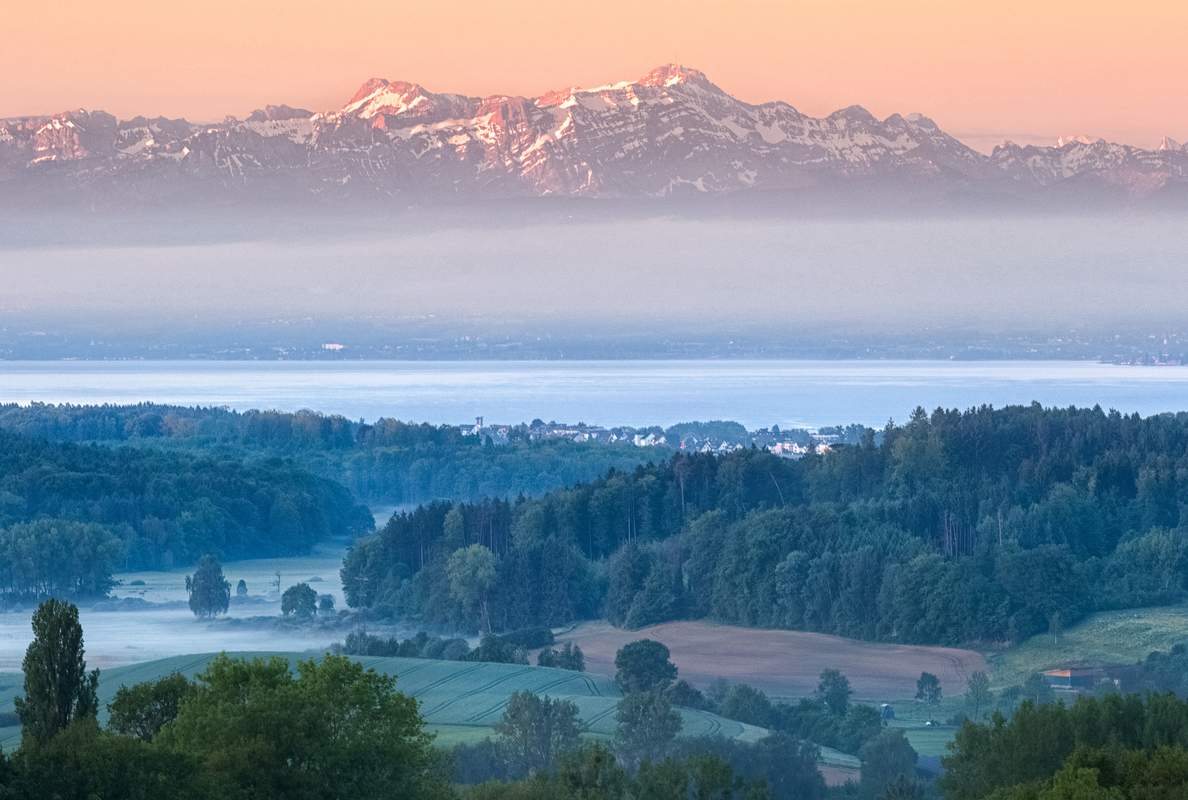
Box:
829 105 878 124
637 63 711 89
347 78 396 105
1056 134 1096 148
3 65 1187 209
1159 136 1183 152
341 78 433 118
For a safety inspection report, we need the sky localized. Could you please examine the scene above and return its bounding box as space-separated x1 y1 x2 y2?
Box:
3 0 1185 151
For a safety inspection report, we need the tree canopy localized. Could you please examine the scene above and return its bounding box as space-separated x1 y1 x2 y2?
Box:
157 653 445 799
614 639 678 694
342 404 1188 645
0 403 651 507
493 692 582 776
280 582 317 618
942 693 1188 800
186 555 230 619
0 427 370 576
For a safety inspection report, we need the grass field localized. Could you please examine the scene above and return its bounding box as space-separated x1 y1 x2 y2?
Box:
111 544 351 607
0 652 767 753
555 621 987 702
872 603 1188 759
987 604 1188 688
18 605 1178 776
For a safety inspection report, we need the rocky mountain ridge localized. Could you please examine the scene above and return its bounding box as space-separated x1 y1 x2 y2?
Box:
3 64 1186 208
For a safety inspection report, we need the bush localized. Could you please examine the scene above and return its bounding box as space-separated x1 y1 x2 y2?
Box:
667 680 709 710
466 634 527 665
498 627 555 649
537 642 585 671
450 739 512 784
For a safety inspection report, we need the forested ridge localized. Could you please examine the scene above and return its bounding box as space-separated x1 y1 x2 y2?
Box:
0 403 652 504
343 404 1188 645
0 429 371 597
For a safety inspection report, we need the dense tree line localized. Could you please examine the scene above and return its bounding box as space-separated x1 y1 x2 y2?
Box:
0 428 370 588
345 405 1188 644
335 629 535 665
0 520 123 601
0 403 653 505
942 693 1188 799
1127 643 1188 696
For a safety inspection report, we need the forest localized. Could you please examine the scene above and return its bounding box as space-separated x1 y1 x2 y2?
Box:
0 429 371 596
0 403 654 505
343 404 1188 645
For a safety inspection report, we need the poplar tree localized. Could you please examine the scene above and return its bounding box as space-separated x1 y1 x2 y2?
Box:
15 599 99 744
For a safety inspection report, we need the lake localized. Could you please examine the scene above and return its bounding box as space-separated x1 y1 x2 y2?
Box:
2 360 1188 428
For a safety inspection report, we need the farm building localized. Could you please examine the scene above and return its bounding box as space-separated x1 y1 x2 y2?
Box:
1041 664 1107 690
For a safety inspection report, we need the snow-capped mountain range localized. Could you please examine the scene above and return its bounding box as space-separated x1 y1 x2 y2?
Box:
3 64 1186 209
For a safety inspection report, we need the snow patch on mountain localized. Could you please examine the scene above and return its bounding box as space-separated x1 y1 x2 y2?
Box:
2 64 1186 206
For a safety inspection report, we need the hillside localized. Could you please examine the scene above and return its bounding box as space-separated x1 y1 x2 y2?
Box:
0 428 371 580
555 621 985 701
345 405 1188 649
0 652 778 754
988 603 1188 688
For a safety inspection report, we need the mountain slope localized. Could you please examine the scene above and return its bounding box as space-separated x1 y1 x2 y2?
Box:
2 64 1185 209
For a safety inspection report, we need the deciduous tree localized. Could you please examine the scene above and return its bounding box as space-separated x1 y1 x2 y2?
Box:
281 582 317 618
965 671 993 720
614 690 682 768
186 555 230 619
107 672 194 741
614 639 678 693
818 669 853 716
494 691 582 776
915 672 942 719
158 654 444 799
447 544 498 632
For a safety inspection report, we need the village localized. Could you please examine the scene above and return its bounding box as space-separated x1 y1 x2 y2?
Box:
456 416 854 457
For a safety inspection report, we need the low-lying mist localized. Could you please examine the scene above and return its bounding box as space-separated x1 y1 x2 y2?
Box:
3 211 1185 340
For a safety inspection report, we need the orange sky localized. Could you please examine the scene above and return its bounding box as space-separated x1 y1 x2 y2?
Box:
4 0 1185 150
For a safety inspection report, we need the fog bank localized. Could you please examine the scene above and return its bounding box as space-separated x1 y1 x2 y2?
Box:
3 214 1185 333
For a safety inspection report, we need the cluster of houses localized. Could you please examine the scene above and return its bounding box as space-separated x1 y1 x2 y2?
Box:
457 417 838 458
458 418 672 448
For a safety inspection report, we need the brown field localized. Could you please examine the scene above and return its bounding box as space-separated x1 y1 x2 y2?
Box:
555 621 986 701
819 765 861 787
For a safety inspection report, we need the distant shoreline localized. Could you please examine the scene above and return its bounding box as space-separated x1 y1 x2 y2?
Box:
3 359 1187 430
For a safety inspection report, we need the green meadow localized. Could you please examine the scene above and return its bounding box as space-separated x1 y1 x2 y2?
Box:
0 652 772 755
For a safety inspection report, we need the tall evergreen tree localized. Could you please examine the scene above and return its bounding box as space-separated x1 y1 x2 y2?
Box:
15 599 99 745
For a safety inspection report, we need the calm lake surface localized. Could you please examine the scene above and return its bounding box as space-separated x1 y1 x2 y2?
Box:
3 360 1188 428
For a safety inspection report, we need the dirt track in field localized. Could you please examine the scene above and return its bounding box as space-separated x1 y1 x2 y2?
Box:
556 621 986 701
